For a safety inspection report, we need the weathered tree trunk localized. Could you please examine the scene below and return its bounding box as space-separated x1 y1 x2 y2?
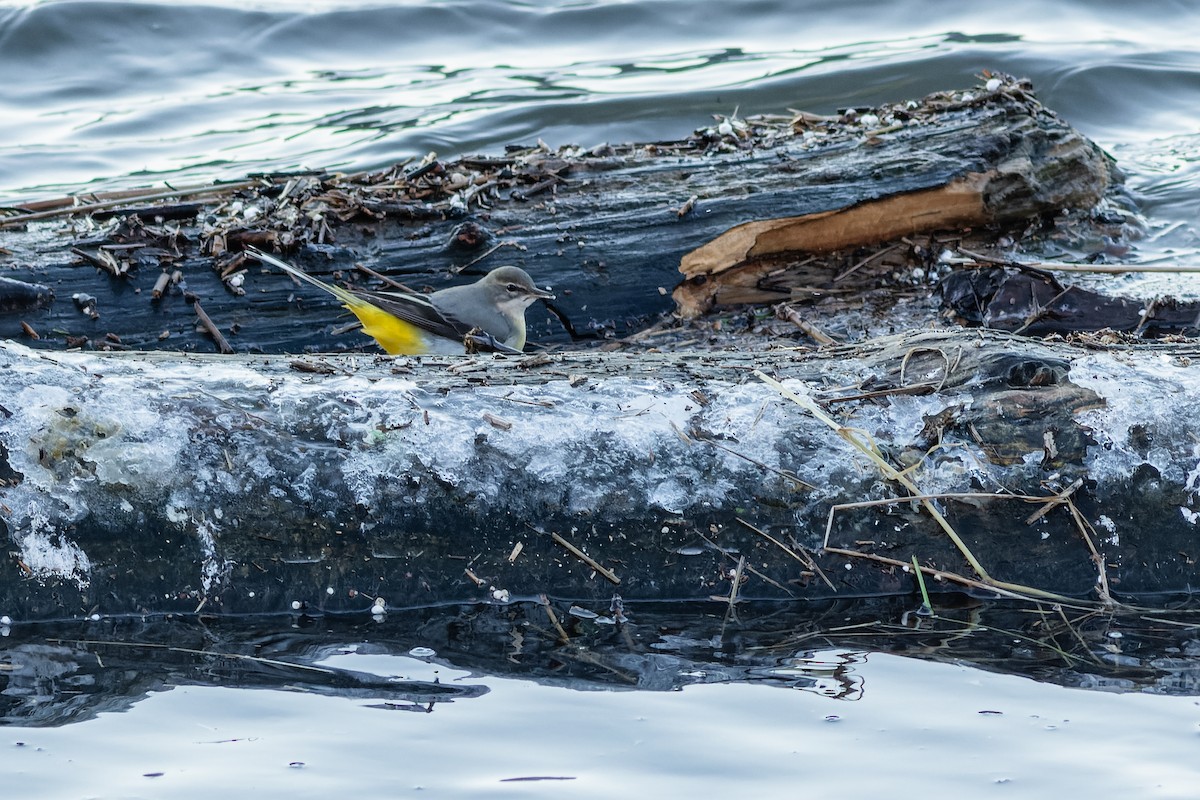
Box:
0 78 1114 354
2 330 1197 620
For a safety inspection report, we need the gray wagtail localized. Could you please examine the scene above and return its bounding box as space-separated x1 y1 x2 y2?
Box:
248 247 554 355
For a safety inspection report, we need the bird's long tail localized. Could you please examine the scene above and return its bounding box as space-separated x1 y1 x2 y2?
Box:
246 247 364 307
247 246 426 354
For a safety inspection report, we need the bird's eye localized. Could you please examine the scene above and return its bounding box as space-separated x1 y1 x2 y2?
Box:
506 283 519 293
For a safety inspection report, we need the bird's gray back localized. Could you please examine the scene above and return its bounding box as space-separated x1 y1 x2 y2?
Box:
430 283 515 342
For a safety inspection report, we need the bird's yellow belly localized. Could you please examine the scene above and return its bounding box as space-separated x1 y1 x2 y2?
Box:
349 302 463 355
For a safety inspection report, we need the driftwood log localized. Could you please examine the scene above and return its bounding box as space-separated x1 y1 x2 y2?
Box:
0 77 1119 354
2 329 1198 621
4 79 1196 622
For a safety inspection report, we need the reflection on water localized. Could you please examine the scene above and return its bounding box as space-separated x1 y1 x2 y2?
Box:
3 598 1199 728
2 599 1200 798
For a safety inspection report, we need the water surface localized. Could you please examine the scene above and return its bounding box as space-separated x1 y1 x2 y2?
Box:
3 1 1200 796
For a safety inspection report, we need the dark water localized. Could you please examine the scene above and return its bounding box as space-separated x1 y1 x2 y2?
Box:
3 1 1200 796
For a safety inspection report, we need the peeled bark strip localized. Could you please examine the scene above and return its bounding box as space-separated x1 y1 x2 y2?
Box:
1 330 1198 620
673 118 1115 317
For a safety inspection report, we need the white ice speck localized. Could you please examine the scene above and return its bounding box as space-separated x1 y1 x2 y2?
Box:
986 78 1002 92
18 530 91 587
1186 459 1200 501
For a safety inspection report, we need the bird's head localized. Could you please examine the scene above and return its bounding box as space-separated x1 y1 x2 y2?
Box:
484 266 555 311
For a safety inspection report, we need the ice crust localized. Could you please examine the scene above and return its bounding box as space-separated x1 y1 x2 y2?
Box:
0 345 841 587
4 339 1200 594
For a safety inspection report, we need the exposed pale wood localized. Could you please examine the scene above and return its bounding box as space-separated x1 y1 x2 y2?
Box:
680 175 988 278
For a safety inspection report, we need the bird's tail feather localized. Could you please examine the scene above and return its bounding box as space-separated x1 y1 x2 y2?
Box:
246 246 429 354
246 246 365 310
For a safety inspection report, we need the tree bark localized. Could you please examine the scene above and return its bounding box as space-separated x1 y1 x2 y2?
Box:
0 78 1114 354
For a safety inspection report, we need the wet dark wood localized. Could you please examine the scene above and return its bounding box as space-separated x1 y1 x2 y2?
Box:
940 266 1200 336
0 80 1114 355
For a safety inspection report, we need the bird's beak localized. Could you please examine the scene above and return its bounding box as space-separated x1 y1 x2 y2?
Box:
530 286 555 301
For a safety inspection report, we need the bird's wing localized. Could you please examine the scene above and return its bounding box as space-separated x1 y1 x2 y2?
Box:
354 289 475 341
362 291 524 354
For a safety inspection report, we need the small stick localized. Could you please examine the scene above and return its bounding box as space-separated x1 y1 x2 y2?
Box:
513 174 563 200
834 242 903 283
1065 498 1116 606
956 249 1200 275
1012 287 1074 335
450 240 526 275
507 542 524 563
539 593 571 643
726 555 747 608
911 555 933 615
193 299 233 354
1055 604 1107 666
1025 478 1084 525
482 412 513 431
48 638 336 674
736 517 835 591
354 262 413 292
550 531 621 585
1139 615 1200 628
464 568 485 587
70 247 121 277
694 433 814 490
821 383 937 404
823 491 1057 550
822 547 1014 600
2 180 261 227
775 304 837 345
741 562 794 595
151 271 171 299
